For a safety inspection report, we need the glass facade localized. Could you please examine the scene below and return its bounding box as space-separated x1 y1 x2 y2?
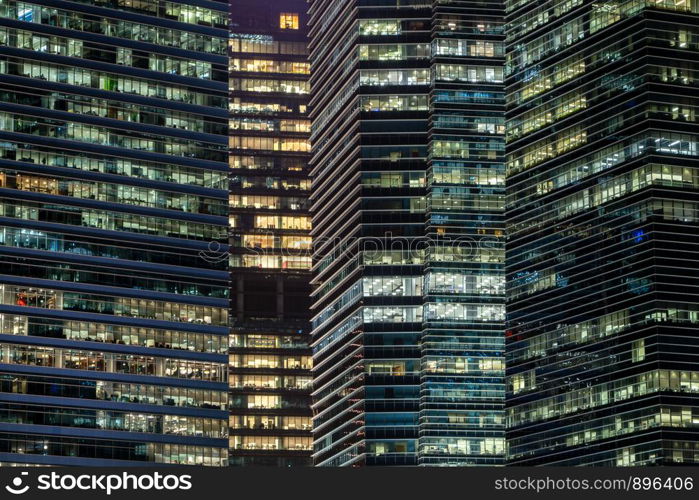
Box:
505 0 699 464
309 0 506 466
0 0 229 465
228 0 313 466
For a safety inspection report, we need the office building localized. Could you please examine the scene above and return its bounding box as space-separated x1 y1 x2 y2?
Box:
229 0 314 466
0 0 229 465
309 0 507 466
505 0 699 465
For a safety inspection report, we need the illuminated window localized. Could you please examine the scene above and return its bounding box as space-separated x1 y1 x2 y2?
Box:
280 13 299 30
632 339 646 362
281 235 312 250
242 234 274 249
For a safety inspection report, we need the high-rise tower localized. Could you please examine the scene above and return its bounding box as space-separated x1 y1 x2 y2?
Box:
309 0 507 466
505 0 699 465
229 0 314 466
0 0 229 465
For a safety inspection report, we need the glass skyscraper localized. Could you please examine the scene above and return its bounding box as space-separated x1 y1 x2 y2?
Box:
0 0 229 465
309 0 506 466
229 0 313 466
505 0 699 465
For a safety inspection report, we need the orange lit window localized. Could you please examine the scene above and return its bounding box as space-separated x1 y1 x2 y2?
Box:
280 13 299 29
